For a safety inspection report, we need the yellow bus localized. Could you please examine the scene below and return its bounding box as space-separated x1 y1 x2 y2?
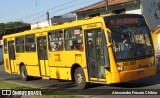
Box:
2 14 156 89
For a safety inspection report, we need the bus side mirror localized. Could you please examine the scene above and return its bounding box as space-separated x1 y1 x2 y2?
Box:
102 27 111 43
105 30 112 47
102 27 112 47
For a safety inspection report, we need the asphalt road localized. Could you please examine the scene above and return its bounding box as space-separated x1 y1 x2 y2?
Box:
0 64 160 98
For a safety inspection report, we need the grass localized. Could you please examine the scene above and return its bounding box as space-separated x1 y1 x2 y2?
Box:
0 80 86 98
0 80 31 89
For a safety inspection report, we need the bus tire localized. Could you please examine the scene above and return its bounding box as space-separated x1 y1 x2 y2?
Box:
20 65 29 81
74 67 88 89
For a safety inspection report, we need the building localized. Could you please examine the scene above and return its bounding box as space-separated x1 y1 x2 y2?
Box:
31 19 52 29
51 16 76 24
31 15 76 29
73 0 160 30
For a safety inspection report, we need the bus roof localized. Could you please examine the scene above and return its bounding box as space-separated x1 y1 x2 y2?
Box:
104 14 143 19
2 16 105 39
2 14 144 39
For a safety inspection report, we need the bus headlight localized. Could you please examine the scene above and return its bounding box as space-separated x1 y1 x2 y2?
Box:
149 61 154 67
151 61 155 66
117 66 126 72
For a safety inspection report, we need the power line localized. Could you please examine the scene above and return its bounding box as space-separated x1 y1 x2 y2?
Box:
1 0 102 23
18 0 79 21
29 14 45 23
28 0 100 22
30 0 100 23
0 0 77 22
50 0 99 17
0 0 47 20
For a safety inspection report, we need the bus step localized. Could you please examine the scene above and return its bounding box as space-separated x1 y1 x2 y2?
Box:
42 77 50 79
89 80 106 84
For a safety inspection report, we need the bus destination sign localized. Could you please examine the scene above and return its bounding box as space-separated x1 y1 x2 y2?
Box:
109 18 143 25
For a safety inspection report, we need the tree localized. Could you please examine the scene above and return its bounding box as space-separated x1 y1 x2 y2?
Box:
5 21 29 29
0 23 5 35
0 21 30 38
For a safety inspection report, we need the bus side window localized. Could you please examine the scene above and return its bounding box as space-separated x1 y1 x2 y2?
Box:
65 27 83 51
48 30 63 51
15 36 25 53
25 34 36 52
3 39 8 54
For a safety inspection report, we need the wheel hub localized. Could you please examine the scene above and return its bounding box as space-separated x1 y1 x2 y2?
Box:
76 73 83 84
21 69 25 78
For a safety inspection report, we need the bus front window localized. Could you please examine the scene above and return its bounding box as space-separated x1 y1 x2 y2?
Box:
110 25 153 61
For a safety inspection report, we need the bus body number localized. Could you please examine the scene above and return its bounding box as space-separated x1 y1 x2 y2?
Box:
87 24 97 29
54 54 61 62
39 33 43 36
123 61 136 66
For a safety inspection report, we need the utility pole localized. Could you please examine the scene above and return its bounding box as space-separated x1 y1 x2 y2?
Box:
46 12 50 26
36 0 37 7
103 0 108 13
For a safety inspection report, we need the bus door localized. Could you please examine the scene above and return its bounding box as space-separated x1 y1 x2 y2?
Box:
8 40 17 73
37 36 50 76
85 29 108 81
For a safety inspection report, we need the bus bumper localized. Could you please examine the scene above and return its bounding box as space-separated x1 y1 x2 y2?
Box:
114 66 156 83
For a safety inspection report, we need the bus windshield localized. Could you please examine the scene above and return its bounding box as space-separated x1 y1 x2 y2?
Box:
105 15 154 61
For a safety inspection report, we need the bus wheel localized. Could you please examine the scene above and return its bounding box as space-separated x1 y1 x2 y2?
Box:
20 65 29 81
74 67 87 89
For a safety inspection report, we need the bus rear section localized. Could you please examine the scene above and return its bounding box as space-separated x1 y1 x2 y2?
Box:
104 14 156 83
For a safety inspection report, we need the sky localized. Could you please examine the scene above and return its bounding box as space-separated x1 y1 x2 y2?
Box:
0 0 102 23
